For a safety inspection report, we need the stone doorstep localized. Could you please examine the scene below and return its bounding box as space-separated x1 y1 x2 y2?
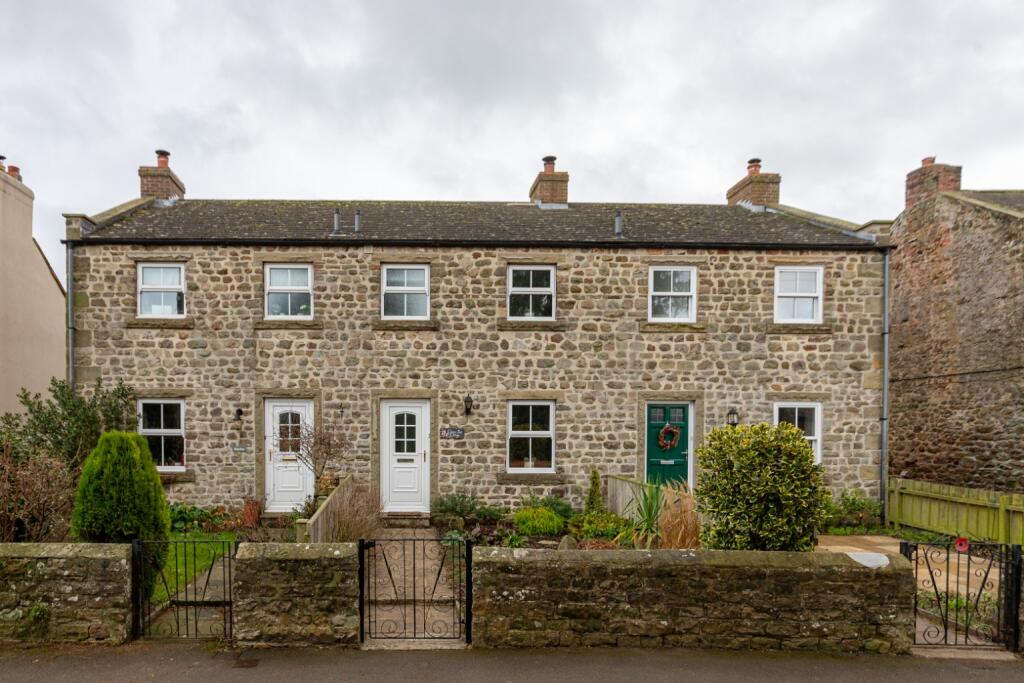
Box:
382 513 432 529
911 646 1019 661
361 638 468 651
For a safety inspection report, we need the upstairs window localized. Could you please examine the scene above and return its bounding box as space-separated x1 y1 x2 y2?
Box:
381 265 430 320
507 265 556 320
265 264 313 319
137 263 185 318
648 266 697 323
774 266 823 324
139 399 186 470
774 402 822 463
507 400 555 472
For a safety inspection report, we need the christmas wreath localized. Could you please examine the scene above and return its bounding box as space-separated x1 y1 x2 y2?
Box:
658 423 682 450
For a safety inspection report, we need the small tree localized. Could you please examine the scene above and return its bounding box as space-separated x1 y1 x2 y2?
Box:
695 423 829 552
295 425 348 494
1 378 135 471
0 442 74 542
585 469 604 514
71 431 170 598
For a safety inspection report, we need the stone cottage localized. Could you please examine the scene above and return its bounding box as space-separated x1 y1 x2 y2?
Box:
64 152 887 516
889 157 1024 492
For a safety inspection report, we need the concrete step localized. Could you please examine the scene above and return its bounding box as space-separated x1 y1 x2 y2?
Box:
381 513 432 529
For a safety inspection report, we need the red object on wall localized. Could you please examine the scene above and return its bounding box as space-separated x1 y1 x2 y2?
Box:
954 536 970 553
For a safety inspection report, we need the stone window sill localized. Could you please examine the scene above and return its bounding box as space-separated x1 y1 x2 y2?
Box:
371 319 440 331
495 472 567 485
126 317 195 330
159 470 195 485
639 321 707 334
254 319 324 330
496 320 569 332
765 323 833 335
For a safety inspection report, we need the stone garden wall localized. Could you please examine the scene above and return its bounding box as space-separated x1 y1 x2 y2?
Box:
0 543 132 644
472 548 914 653
233 542 360 647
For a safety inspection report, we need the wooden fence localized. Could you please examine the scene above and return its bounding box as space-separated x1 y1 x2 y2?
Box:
606 474 642 520
887 476 1024 544
295 473 353 543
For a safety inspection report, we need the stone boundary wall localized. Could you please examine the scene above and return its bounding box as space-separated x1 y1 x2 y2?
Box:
0 543 132 644
233 542 360 647
472 548 914 653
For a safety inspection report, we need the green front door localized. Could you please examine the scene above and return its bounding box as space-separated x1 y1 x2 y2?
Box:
646 404 689 485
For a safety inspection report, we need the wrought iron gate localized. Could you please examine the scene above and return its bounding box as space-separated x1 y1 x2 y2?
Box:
132 538 237 640
900 540 1021 650
359 537 472 642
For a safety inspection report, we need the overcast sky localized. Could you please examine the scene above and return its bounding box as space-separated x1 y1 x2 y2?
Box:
3 1 1022 283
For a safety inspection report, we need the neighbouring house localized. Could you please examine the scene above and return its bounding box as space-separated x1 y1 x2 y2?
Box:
64 151 887 515
889 157 1024 492
0 158 66 414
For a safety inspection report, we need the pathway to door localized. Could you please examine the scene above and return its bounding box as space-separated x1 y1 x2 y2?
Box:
361 528 469 648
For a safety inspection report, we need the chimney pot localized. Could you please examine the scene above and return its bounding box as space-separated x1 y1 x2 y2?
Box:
529 155 569 204
921 156 936 167
7 165 21 181
155 149 170 168
727 158 779 206
0 155 5 172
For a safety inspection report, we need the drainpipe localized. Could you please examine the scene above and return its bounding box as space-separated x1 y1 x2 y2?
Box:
880 247 891 520
66 241 75 389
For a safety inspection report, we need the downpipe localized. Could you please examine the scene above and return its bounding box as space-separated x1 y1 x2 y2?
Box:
65 241 75 389
880 247 891 520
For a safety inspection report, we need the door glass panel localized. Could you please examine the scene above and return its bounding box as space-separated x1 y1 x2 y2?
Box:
278 411 301 452
395 412 416 455
670 407 685 423
650 407 665 423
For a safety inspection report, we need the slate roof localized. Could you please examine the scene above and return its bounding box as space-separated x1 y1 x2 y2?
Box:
80 199 877 249
958 191 1024 215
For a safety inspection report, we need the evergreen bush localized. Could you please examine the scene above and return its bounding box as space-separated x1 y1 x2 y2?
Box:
71 431 170 597
513 506 565 536
695 423 829 551
585 469 604 514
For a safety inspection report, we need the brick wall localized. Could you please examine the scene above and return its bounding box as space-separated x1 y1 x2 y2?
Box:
71 243 885 509
0 543 132 644
232 542 360 647
889 194 1024 491
472 548 914 653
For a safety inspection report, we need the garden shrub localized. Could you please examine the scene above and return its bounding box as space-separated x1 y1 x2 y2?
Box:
585 469 603 513
0 378 135 471
432 491 480 521
695 423 829 551
520 493 574 520
70 431 170 598
513 506 565 536
168 503 224 534
472 504 505 523
0 442 74 542
327 482 381 542
823 488 883 529
568 510 632 541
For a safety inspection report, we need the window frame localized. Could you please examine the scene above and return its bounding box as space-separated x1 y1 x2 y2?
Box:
380 264 431 321
136 262 186 319
647 265 698 323
506 400 556 474
263 263 314 321
774 265 824 324
137 398 186 472
506 264 557 321
773 401 822 464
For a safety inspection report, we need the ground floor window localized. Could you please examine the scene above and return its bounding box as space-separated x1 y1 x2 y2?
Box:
138 399 186 470
507 400 555 472
773 402 821 463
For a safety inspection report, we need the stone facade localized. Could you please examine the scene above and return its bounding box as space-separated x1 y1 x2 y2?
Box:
0 543 132 644
233 542 360 647
69 241 886 509
472 547 914 653
889 164 1024 492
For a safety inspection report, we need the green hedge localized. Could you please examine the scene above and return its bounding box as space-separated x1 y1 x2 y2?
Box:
696 423 828 552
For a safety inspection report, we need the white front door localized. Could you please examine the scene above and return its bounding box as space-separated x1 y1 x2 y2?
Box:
264 398 315 513
380 400 430 513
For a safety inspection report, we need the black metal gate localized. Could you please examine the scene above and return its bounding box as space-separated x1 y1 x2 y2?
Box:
359 537 472 642
900 540 1021 650
132 538 237 640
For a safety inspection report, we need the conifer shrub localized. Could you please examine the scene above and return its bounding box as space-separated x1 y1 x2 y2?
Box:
695 423 829 551
585 469 604 513
513 506 565 536
71 431 171 598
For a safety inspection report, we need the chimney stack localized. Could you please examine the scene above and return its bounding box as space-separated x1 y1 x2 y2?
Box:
905 156 961 211
726 157 780 206
139 149 186 200
529 155 569 204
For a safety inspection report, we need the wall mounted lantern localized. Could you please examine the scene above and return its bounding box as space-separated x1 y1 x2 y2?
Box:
726 407 739 427
463 395 474 416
